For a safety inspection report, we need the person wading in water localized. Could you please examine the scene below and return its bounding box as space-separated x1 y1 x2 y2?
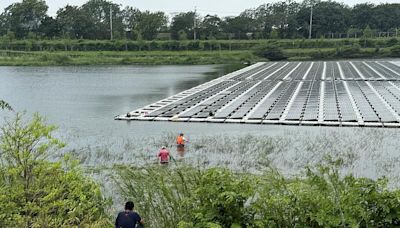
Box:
176 133 186 148
158 146 170 165
176 133 187 158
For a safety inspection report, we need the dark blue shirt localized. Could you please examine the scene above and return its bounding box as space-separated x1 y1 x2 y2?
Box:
115 211 142 228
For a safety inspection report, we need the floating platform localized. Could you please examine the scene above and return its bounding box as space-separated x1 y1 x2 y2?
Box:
115 60 400 127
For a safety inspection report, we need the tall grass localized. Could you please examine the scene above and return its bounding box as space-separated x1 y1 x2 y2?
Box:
114 165 200 227
61 128 400 224
113 161 400 227
70 128 400 181
0 50 257 66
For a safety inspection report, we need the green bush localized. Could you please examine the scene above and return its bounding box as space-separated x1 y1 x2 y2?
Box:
0 114 111 227
336 45 361 58
0 38 397 52
53 54 71 64
116 161 400 227
387 38 399 47
311 50 336 59
254 45 287 61
359 38 376 48
390 45 400 57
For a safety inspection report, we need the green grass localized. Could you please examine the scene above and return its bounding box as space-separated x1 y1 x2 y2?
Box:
0 50 258 66
0 44 396 66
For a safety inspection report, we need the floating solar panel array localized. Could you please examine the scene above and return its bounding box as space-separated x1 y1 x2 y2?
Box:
115 60 400 127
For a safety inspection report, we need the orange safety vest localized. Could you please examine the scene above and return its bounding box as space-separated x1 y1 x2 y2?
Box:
176 136 184 145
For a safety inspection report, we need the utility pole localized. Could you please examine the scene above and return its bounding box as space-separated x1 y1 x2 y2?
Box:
193 6 197 40
110 6 113 40
308 4 313 39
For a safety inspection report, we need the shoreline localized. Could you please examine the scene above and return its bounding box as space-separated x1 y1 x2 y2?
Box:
0 48 396 66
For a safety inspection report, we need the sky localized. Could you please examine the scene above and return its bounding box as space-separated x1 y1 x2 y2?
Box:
0 0 399 17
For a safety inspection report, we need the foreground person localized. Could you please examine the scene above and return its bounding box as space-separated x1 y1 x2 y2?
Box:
115 201 144 228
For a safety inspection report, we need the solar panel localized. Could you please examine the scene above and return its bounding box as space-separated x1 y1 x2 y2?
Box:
117 60 400 127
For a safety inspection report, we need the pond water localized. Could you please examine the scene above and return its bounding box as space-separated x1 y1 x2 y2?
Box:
2 64 400 186
0 64 301 146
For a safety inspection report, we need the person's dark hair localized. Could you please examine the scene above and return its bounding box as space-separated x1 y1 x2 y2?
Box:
125 201 134 210
180 133 184 136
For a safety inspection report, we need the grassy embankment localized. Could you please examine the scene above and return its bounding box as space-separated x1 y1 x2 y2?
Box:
0 38 399 66
0 50 256 66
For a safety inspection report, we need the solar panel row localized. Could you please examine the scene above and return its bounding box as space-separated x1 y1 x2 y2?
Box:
127 61 400 127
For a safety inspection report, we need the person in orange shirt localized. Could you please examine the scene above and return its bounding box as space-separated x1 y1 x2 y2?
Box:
176 133 186 148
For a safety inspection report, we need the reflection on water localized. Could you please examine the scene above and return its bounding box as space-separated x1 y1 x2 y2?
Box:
176 145 185 158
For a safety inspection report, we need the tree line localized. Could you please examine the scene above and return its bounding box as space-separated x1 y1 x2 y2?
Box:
0 0 399 41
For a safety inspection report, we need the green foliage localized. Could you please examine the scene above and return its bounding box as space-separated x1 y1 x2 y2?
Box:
0 99 12 111
181 168 257 227
53 54 71 64
0 0 400 40
0 38 398 52
0 50 259 66
1 0 48 38
390 45 400 57
116 162 400 227
336 44 361 58
115 165 198 227
387 38 399 47
254 44 287 61
0 113 111 227
359 38 376 48
362 25 373 38
170 12 197 40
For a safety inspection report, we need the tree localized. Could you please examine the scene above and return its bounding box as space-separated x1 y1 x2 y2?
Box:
252 4 274 39
372 3 400 32
200 15 222 39
56 5 93 39
0 113 110 227
268 0 301 39
351 3 376 30
363 25 373 38
81 0 124 39
38 16 60 38
221 15 255 40
121 6 142 39
1 0 48 38
297 1 351 38
0 14 7 36
171 12 197 40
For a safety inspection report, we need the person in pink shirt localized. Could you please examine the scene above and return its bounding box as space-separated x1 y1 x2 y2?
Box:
158 146 170 165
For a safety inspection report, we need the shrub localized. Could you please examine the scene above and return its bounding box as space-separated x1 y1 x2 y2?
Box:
336 45 361 58
310 49 336 59
53 54 71 64
0 114 111 227
390 45 400 57
386 38 399 47
116 161 400 227
359 38 376 48
254 44 287 61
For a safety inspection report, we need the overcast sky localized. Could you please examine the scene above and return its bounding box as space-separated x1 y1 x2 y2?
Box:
1 0 399 17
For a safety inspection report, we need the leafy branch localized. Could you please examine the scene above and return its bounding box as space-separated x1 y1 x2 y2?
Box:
0 100 13 111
